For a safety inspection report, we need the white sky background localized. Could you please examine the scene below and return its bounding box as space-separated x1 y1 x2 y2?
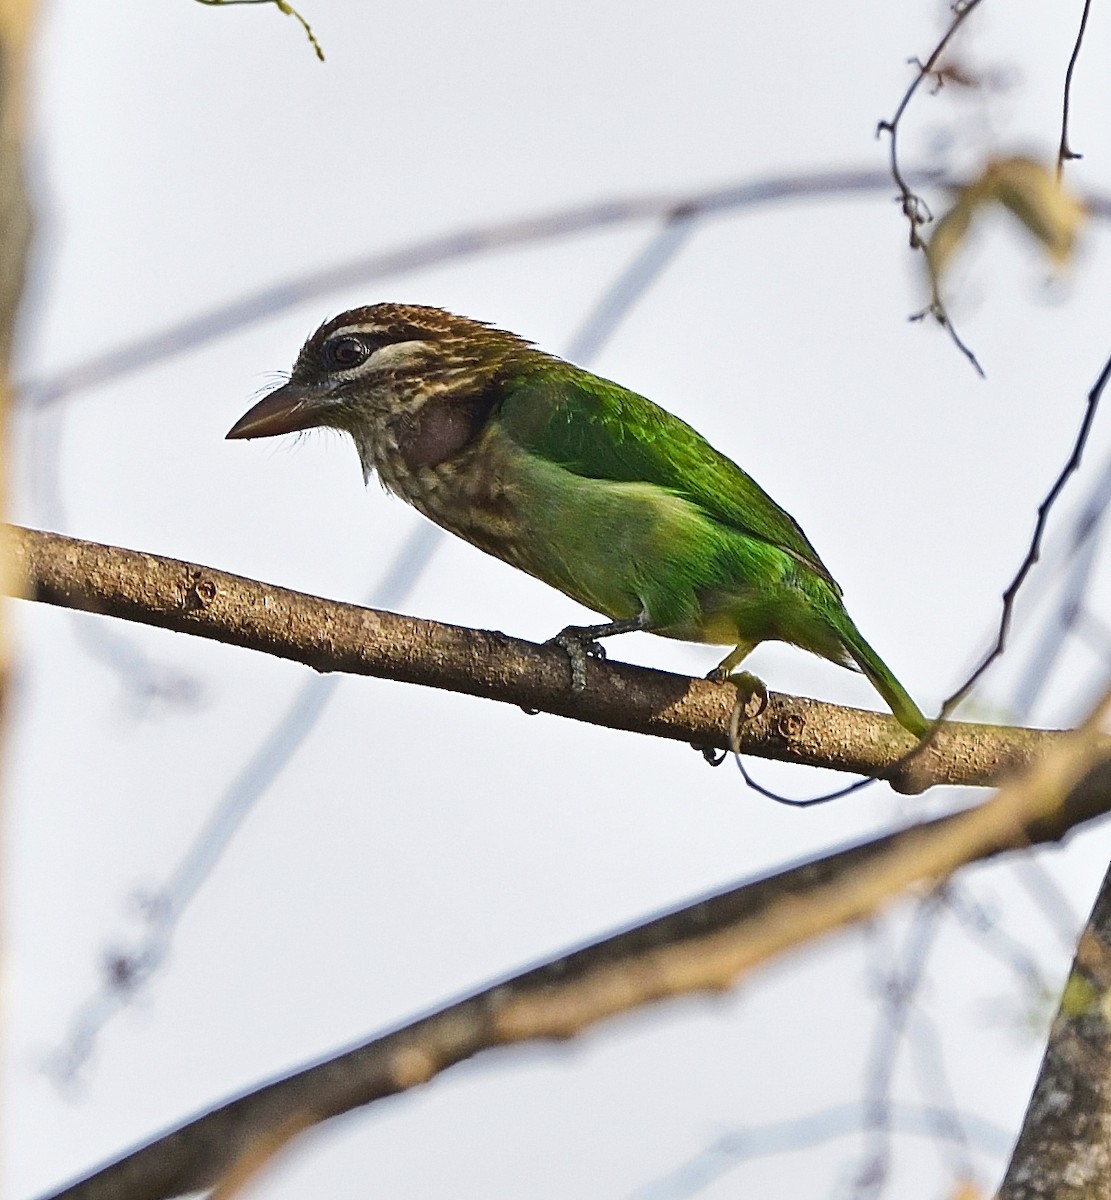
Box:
7 1 1111 1197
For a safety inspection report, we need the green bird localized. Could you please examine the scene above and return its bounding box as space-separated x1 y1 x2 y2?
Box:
227 303 928 736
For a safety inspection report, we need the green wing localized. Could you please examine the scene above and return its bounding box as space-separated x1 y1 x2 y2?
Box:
497 361 840 590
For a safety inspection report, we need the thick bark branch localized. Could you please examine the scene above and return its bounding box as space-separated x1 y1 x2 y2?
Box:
7 525 1059 791
37 697 1111 1200
999 857 1111 1199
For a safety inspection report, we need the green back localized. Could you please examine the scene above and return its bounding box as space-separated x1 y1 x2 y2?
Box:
497 360 840 591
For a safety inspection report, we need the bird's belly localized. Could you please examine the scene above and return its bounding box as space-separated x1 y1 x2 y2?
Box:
401 455 665 622
481 457 740 628
396 445 824 652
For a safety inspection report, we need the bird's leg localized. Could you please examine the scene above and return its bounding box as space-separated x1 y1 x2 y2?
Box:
707 641 767 710
549 611 652 691
700 642 767 765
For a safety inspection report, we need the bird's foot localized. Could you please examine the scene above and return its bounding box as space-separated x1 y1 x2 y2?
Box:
698 669 768 765
547 613 651 692
548 626 608 692
709 668 768 719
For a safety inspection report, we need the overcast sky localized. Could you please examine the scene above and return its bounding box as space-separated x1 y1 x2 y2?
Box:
8 2 1111 1198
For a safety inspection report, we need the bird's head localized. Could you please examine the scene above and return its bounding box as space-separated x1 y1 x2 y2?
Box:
226 303 533 478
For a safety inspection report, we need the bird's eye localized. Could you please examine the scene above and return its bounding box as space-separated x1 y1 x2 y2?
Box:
324 335 371 371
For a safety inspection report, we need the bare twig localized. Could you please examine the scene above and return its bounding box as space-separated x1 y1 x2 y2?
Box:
5 524 1062 789
943 348 1111 717
1057 0 1093 180
876 1 987 375
876 2 985 246
0 1 33 369
25 404 204 716
908 301 985 378
193 0 324 61
1011 491 1108 717
865 350 1110 808
37 690 1111 1200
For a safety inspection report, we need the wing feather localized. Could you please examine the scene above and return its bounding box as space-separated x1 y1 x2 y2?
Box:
496 362 839 590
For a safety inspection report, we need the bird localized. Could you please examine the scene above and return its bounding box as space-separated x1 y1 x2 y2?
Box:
227 303 929 737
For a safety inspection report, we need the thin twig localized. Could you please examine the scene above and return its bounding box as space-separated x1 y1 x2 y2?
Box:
732 753 875 806
1057 0 1093 180
909 300 985 378
194 0 324 60
943 348 1111 716
876 2 986 249
736 360 1111 806
877 347 1111 799
1011 502 1108 717
876 1 987 375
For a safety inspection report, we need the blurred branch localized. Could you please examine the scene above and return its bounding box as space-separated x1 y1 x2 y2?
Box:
6 524 1066 789
17 167 953 409
0 0 35 1181
0 0 32 366
0 0 34 683
629 1099 1010 1200
998 855 1111 1198
852 893 948 1198
39 692 1111 1200
17 166 1111 414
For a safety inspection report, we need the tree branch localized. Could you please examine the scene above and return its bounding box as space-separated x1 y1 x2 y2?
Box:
999 854 1111 1198
38 688 1111 1200
7 524 1060 791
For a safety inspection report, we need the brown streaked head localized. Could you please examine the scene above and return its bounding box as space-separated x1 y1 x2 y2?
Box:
226 304 533 444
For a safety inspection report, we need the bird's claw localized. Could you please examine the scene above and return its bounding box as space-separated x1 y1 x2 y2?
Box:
711 668 769 721
549 626 607 692
696 669 768 763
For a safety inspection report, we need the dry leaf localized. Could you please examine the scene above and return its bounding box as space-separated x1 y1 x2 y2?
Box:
925 156 1085 289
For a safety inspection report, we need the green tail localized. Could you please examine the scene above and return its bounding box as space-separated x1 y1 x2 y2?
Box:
837 619 930 738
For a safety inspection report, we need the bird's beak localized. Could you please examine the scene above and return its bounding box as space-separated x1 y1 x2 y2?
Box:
225 383 327 440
